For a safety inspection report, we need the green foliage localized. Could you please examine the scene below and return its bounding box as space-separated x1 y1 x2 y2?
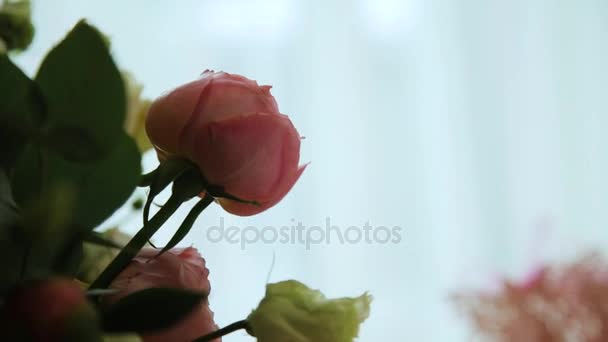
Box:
1 20 141 289
10 20 141 230
0 169 26 294
35 20 126 160
0 55 43 171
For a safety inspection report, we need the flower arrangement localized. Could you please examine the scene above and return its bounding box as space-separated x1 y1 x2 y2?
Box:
0 2 371 341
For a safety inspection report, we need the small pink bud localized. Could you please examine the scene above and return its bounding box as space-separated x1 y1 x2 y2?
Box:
1 278 92 341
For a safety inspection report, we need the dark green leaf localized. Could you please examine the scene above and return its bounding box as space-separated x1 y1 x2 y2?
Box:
0 168 18 224
12 133 141 232
0 55 44 170
49 133 141 230
102 288 207 333
0 224 26 295
10 143 42 206
53 238 83 276
44 125 104 162
17 183 76 280
19 182 75 241
35 20 125 158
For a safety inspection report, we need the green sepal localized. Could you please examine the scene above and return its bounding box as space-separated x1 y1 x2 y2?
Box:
155 195 214 258
142 158 194 225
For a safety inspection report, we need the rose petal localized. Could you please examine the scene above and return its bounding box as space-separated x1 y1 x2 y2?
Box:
186 112 303 215
146 76 213 154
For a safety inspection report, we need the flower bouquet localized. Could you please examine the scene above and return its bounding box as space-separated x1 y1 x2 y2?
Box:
0 2 371 341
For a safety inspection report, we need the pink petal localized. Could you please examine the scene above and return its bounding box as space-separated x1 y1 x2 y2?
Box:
219 164 307 216
186 112 303 215
146 76 213 154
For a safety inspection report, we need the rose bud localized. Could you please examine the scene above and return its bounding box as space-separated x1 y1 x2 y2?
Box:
247 280 372 342
145 70 306 216
0 277 101 342
104 247 220 342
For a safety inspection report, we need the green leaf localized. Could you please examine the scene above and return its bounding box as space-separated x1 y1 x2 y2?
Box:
0 168 18 225
0 229 26 295
35 20 125 158
49 133 141 230
0 170 25 293
17 183 76 280
156 196 214 258
44 125 104 162
19 183 76 241
13 133 141 232
0 55 44 170
10 143 42 206
53 237 84 276
102 288 207 333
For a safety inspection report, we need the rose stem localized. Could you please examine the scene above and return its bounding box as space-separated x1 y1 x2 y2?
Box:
192 320 250 342
88 193 184 290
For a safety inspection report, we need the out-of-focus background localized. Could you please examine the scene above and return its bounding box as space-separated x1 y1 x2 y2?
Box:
13 0 608 340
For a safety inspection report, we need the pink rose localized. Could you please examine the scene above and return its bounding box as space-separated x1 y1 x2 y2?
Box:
1 278 95 342
105 247 220 342
146 70 306 216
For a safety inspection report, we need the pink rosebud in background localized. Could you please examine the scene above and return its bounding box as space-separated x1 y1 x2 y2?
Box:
1 278 99 342
146 70 306 216
105 247 219 342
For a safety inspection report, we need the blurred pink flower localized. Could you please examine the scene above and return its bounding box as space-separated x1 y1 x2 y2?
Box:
453 253 608 342
105 247 220 342
0 278 96 342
